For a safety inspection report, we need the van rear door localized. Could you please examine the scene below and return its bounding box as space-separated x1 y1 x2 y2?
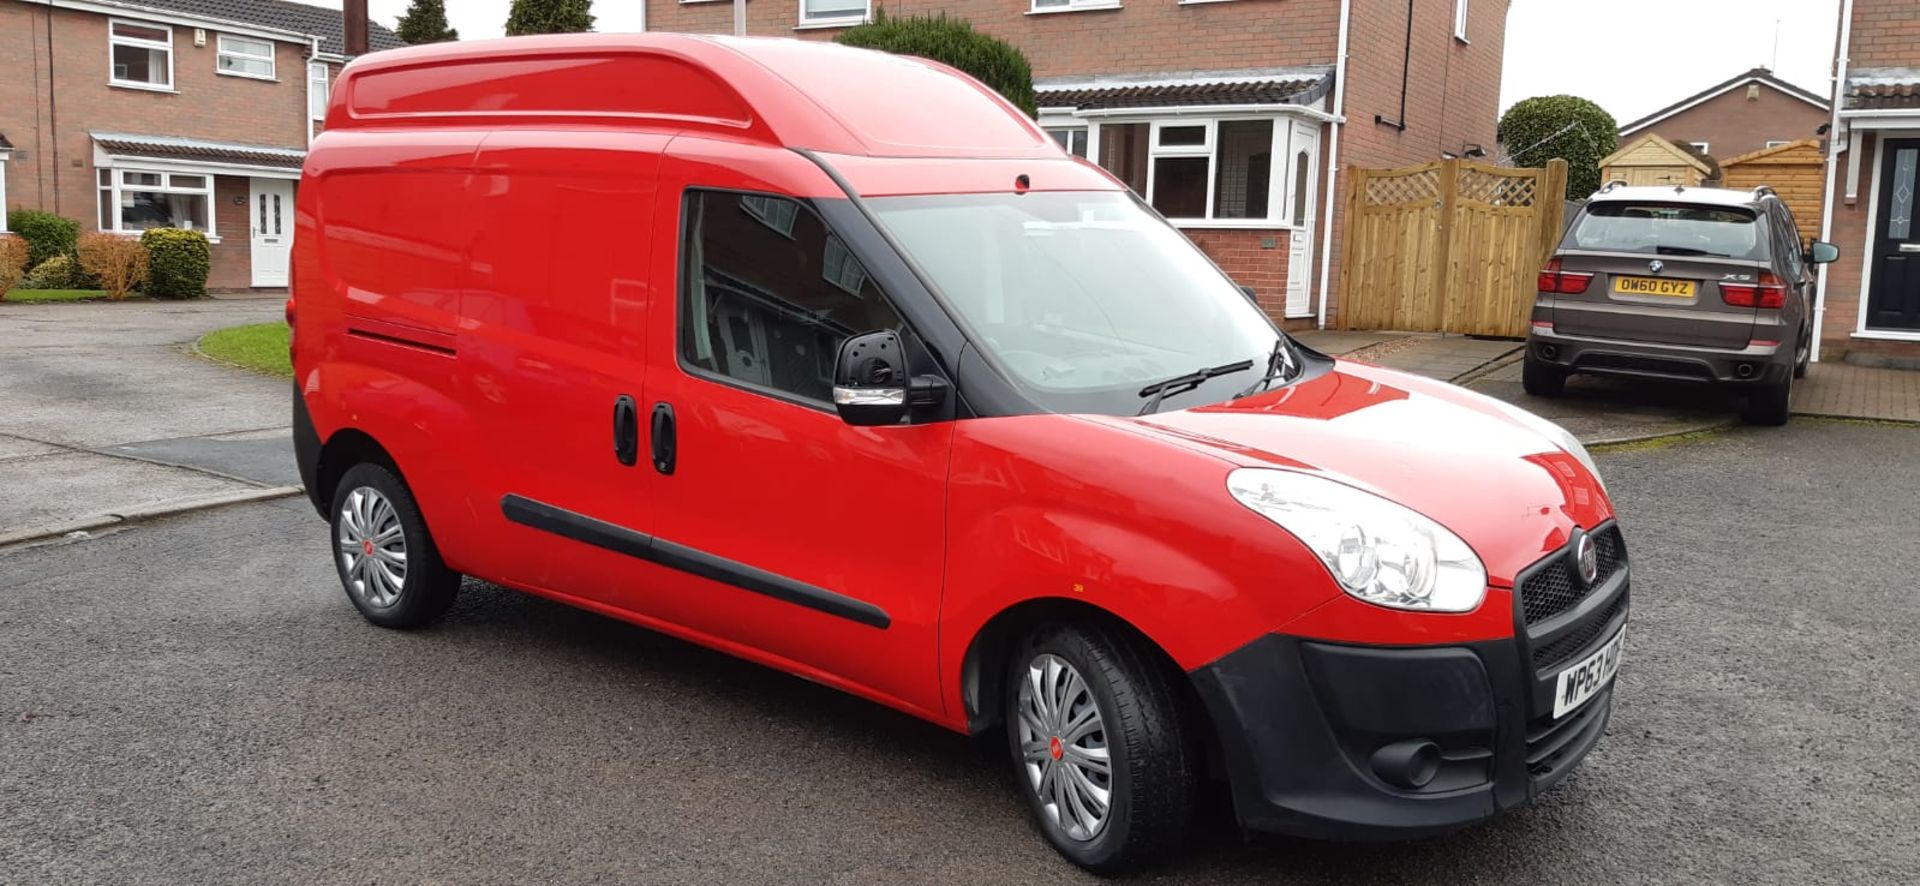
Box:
1548 201 1766 349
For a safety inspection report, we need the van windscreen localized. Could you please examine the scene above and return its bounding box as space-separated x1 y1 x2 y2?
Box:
869 191 1287 415
1567 202 1765 259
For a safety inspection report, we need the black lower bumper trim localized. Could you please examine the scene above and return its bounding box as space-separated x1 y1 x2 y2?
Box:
1190 630 1614 840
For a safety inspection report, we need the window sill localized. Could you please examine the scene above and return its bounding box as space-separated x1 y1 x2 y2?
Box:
1171 219 1304 231
680 0 727 3
1852 329 1920 342
1178 0 1236 5
1026 4 1122 15
109 81 178 94
794 17 866 29
216 70 278 82
1454 34 1470 45
101 230 223 244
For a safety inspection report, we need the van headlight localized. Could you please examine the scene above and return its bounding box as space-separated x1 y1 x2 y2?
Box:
1226 468 1487 613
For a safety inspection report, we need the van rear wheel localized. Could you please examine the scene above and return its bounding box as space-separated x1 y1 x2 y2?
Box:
329 463 461 628
1004 622 1197 874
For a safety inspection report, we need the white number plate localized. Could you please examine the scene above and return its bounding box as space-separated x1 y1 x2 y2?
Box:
1552 627 1625 718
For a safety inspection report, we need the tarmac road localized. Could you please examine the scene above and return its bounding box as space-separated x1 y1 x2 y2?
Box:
3 419 1917 883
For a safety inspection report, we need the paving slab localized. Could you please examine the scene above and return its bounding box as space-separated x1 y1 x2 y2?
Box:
1291 329 1403 356
0 450 257 536
1794 362 1920 422
106 428 299 487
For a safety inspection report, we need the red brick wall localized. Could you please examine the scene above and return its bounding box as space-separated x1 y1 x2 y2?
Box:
1186 227 1289 316
646 0 1342 78
0 2 316 287
1624 85 1829 161
1849 0 1920 68
209 175 252 290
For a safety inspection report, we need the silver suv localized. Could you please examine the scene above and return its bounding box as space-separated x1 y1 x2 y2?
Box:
1525 184 1839 424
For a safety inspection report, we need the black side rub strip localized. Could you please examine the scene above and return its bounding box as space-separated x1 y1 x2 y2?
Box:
499 494 891 629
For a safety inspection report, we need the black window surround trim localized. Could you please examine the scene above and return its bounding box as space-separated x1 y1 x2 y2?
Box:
500 494 891 629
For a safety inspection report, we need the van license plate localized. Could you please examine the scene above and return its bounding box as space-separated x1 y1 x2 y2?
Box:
1613 276 1695 297
1552 627 1625 718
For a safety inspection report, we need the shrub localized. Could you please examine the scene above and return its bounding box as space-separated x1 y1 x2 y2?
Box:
24 255 90 289
140 228 212 299
0 236 27 294
6 209 81 268
836 9 1037 118
77 233 150 301
1498 96 1619 197
504 0 593 35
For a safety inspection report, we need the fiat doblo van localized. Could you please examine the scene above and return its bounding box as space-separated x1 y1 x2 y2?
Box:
292 35 1629 872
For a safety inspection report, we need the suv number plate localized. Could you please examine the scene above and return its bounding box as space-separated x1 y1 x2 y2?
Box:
1613 276 1695 297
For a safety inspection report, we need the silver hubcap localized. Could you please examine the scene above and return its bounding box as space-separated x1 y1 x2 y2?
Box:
336 486 407 608
1016 654 1113 842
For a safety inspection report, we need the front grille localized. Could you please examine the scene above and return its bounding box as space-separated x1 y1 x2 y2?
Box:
1525 689 1610 778
1519 525 1626 625
1532 591 1627 671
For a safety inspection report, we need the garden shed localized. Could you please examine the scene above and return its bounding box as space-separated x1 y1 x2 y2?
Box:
1599 133 1717 188
1719 139 1826 241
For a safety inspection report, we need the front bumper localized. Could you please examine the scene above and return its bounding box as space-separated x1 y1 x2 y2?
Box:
1527 327 1789 385
1191 543 1629 840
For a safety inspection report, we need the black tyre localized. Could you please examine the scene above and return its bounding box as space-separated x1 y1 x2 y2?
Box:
1793 326 1811 379
329 463 461 628
1522 358 1567 397
1004 622 1198 874
1743 375 1793 426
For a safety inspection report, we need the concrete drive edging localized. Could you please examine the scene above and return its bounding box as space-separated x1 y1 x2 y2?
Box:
0 486 304 548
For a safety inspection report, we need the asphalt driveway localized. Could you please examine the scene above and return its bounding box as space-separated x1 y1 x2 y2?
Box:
0 299 292 541
2 418 1916 883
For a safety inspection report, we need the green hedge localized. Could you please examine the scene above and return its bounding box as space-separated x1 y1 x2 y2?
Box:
140 228 211 299
836 9 1037 118
6 210 80 268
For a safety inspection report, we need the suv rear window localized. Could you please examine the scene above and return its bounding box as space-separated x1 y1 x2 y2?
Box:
1567 202 1766 260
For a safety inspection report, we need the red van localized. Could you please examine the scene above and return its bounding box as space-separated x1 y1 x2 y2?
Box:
291 35 1628 871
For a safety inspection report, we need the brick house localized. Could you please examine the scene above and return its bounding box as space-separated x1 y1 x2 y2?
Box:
1616 68 1830 163
646 0 1511 329
0 0 402 291
1819 0 1920 364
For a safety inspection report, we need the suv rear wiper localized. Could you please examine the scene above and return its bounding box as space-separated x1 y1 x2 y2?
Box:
1137 359 1254 416
1654 245 1727 257
1232 337 1298 400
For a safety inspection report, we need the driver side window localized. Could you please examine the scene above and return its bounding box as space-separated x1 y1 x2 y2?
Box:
679 190 903 404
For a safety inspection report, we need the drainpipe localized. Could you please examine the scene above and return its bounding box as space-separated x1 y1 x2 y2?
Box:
1315 0 1353 330
45 0 60 215
1812 0 1855 365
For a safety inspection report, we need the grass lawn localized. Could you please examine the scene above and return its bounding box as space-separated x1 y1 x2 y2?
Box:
197 322 292 378
1 289 138 303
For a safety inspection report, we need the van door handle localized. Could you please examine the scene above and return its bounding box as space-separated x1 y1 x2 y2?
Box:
612 395 638 466
650 402 676 476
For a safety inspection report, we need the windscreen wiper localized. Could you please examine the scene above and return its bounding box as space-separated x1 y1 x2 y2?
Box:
1654 245 1725 257
1137 359 1254 416
1232 337 1297 400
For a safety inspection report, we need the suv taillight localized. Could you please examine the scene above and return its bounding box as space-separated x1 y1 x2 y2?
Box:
1721 271 1786 309
1538 258 1593 295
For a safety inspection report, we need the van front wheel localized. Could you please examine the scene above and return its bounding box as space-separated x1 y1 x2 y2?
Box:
329 463 461 628
1004 623 1197 874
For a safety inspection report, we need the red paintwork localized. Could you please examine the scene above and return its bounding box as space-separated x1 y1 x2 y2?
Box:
293 36 1612 735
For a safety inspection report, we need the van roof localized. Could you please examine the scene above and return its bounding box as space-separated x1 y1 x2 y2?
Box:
330 34 1062 162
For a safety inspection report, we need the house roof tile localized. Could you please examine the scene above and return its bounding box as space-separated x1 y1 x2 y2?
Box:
1036 68 1334 111
90 0 405 56
92 131 306 169
1846 68 1920 110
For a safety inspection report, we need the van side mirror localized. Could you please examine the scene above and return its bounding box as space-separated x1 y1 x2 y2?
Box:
833 330 909 426
1806 241 1840 265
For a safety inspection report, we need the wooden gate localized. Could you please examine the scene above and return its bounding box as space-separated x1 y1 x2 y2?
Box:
1339 158 1568 337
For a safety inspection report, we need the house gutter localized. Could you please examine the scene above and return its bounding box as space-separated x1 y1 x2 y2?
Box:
1812 0 1856 364
1315 0 1353 330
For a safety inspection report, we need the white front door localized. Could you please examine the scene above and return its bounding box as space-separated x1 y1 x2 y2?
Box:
249 178 294 287
1285 121 1321 318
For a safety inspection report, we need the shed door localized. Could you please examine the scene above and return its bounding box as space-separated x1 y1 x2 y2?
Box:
1868 139 1920 331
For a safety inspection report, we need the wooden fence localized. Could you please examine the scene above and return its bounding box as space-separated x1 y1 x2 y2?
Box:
1339 158 1568 338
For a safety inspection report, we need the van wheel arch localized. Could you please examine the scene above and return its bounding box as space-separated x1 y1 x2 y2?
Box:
960 600 1214 756
315 429 403 515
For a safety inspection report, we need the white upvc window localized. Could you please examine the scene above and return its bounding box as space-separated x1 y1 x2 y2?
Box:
1031 0 1121 12
109 19 174 90
1454 0 1470 42
798 0 868 27
1766 139 1792 149
0 154 9 233
96 167 215 237
1091 116 1294 226
308 62 330 143
1689 141 1711 154
217 35 276 80
1045 125 1089 158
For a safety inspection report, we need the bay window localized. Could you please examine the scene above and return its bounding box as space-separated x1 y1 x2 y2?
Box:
109 20 173 90
217 35 276 79
97 168 213 235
